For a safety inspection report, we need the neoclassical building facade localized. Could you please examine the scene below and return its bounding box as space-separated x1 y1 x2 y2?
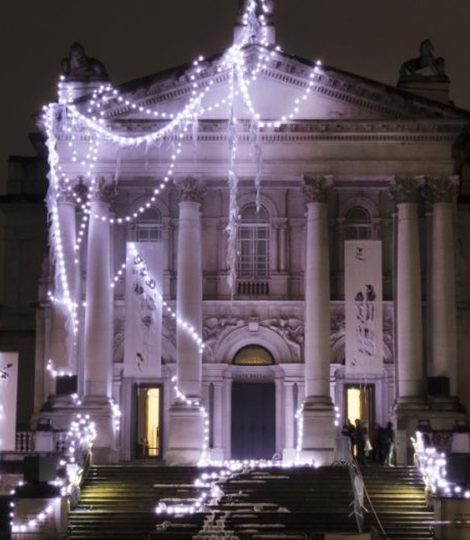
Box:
28 3 470 465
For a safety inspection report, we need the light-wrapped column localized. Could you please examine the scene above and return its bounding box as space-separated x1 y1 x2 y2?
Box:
48 183 78 378
167 177 205 464
83 178 114 398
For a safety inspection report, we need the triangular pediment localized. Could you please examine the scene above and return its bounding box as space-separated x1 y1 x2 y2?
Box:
87 45 469 126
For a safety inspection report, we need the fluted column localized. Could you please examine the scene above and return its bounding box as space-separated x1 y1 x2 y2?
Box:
167 177 205 464
391 177 425 404
300 176 335 465
83 178 114 399
427 176 459 395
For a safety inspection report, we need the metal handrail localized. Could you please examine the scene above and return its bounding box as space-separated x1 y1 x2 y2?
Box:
347 458 389 540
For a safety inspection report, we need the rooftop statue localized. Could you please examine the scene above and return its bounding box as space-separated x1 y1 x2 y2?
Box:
399 39 447 79
61 42 109 82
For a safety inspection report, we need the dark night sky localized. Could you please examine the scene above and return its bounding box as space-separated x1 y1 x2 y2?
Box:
2 0 470 174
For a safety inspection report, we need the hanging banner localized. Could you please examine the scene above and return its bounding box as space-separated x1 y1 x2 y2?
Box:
345 241 383 376
0 352 19 451
124 243 162 378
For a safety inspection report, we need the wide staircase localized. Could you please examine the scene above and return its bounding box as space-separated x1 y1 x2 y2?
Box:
362 465 434 540
69 463 435 539
69 464 358 539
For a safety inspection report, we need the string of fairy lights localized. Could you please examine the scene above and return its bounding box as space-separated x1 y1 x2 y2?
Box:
10 414 96 533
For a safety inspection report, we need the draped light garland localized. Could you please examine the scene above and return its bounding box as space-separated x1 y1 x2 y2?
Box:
412 431 470 499
10 414 96 534
43 1 328 474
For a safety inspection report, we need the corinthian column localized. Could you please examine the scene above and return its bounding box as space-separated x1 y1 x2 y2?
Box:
82 177 115 462
391 177 425 405
166 177 206 465
300 175 335 466
426 176 459 396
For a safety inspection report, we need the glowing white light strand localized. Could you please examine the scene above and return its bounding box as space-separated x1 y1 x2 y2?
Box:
412 431 470 499
44 107 79 339
10 414 96 533
127 243 205 352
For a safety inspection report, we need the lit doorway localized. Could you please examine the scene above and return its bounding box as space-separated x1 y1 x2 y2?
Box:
135 385 162 459
231 382 276 460
345 384 375 431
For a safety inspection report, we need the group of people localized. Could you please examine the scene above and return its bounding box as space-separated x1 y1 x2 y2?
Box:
342 419 394 466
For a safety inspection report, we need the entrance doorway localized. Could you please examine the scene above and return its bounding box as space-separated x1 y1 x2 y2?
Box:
135 385 162 458
231 382 275 460
345 384 375 430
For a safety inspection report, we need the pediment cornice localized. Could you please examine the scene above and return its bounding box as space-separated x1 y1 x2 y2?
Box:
89 46 470 123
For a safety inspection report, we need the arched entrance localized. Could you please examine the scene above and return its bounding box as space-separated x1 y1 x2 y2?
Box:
231 346 276 460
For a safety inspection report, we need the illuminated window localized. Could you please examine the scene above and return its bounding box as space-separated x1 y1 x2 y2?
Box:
345 206 372 240
134 207 162 242
233 345 274 365
238 204 270 278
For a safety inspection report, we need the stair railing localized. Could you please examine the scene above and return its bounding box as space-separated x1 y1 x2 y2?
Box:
347 458 389 540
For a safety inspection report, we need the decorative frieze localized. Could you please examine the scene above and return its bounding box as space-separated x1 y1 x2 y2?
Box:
302 175 333 204
174 177 206 204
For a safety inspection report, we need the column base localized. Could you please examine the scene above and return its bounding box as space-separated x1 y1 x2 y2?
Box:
300 400 335 467
393 400 430 466
208 447 225 464
34 395 78 431
282 448 297 465
81 396 117 464
166 402 205 465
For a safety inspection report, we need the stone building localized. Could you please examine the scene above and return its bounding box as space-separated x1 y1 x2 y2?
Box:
21 1 470 465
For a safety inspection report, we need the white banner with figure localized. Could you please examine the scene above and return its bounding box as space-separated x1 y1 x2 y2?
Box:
345 241 383 376
124 242 162 378
0 352 19 451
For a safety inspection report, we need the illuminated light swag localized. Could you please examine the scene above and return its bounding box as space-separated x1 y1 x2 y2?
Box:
413 431 470 499
11 414 96 533
41 0 332 514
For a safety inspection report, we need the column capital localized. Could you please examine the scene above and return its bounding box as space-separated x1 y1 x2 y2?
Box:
174 177 206 204
302 175 334 204
390 176 424 204
56 178 76 203
423 175 459 204
90 177 117 204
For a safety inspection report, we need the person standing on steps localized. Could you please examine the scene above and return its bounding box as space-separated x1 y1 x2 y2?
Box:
383 421 395 466
342 418 355 458
354 419 367 466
